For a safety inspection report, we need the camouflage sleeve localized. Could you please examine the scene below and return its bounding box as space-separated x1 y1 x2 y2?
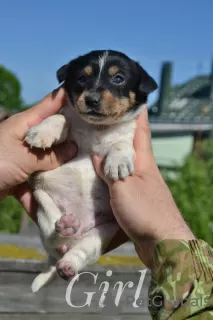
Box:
148 240 213 319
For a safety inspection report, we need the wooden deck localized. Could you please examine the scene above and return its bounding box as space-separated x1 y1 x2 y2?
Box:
0 233 151 319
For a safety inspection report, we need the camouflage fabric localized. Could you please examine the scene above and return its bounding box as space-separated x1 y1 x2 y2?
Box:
149 240 213 319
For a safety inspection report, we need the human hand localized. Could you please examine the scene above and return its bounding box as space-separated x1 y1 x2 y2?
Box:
93 106 195 268
0 88 77 221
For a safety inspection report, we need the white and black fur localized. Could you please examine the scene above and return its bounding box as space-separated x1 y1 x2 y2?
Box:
24 50 157 292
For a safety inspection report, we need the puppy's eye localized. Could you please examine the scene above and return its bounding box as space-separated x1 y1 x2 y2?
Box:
111 74 125 85
78 74 87 84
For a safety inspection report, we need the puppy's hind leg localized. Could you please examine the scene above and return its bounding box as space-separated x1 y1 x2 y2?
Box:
31 256 57 293
56 222 119 280
34 189 73 247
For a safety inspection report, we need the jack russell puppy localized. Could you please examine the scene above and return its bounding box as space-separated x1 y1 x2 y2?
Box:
24 50 158 292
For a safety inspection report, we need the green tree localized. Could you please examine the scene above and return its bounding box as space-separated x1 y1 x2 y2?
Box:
0 65 23 112
0 197 24 233
0 65 26 233
164 139 213 246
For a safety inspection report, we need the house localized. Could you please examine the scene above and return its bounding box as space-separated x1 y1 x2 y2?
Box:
149 61 213 169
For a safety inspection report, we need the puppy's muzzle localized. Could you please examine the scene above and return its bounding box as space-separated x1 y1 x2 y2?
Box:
85 91 101 111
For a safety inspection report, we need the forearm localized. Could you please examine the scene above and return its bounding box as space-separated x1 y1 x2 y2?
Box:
149 239 213 319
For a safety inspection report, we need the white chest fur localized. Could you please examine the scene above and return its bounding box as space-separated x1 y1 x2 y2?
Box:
25 104 141 292
31 106 137 236
63 106 136 156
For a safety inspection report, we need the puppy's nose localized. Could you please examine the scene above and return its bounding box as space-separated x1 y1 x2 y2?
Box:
85 93 101 109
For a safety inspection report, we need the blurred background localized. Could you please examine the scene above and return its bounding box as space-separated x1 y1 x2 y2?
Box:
1 1 213 318
1 0 213 244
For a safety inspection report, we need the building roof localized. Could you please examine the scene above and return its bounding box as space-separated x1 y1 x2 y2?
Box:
149 75 213 132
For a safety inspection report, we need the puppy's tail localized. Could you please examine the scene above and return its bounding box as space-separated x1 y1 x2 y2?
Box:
31 265 57 293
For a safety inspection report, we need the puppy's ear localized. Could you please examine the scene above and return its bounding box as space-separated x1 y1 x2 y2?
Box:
56 64 69 83
136 63 158 95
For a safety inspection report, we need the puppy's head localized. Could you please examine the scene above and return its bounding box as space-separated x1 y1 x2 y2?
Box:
57 50 157 125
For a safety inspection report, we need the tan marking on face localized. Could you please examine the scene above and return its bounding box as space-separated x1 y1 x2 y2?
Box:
108 66 120 76
102 90 117 107
75 91 89 114
83 65 93 76
74 89 137 125
129 91 136 106
101 90 131 119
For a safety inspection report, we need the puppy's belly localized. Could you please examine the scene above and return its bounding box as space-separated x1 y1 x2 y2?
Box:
32 156 113 232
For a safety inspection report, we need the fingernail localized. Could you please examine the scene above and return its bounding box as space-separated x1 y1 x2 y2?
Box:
52 87 63 98
51 87 59 95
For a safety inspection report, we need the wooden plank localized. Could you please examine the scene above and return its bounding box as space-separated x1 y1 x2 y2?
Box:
0 269 151 315
0 234 150 316
0 314 151 320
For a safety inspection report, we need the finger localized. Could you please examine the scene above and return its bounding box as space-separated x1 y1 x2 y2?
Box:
12 182 38 223
34 140 78 172
5 87 67 139
134 106 157 172
25 87 66 127
92 154 112 186
134 105 152 155
92 154 103 177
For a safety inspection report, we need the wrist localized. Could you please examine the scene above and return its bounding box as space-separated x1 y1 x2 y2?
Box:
135 227 196 270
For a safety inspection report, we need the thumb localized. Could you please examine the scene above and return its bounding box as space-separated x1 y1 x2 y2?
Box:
12 182 38 223
92 154 112 186
134 105 152 156
134 105 157 173
24 87 66 127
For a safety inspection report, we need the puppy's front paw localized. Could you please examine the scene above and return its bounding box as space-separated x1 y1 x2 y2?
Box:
104 143 135 181
24 125 56 149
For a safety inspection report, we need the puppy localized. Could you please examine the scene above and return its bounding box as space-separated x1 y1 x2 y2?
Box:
24 50 157 292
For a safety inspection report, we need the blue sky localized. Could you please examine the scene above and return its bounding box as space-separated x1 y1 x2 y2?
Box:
1 0 213 105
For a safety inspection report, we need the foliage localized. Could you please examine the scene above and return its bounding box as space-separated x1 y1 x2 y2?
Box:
0 197 24 233
0 65 23 112
164 139 213 246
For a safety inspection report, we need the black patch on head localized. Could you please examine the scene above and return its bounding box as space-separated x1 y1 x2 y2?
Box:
57 64 69 83
56 49 158 109
137 63 158 95
132 62 158 111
